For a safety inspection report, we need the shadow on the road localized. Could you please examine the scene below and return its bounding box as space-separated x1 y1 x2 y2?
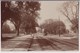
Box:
36 37 61 50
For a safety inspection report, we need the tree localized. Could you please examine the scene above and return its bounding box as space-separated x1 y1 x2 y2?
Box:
1 1 11 25
60 1 79 32
1 1 20 39
20 1 40 34
1 1 21 36
1 1 40 36
71 18 78 33
40 19 66 35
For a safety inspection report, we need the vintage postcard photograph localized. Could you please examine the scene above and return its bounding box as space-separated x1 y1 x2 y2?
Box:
1 0 79 51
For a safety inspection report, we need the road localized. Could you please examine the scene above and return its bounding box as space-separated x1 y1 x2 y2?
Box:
1 33 79 51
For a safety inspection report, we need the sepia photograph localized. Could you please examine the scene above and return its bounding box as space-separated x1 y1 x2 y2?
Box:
1 0 79 51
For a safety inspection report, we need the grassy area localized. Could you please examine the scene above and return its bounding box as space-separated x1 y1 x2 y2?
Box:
2 33 25 37
2 33 17 37
46 33 78 37
2 33 25 41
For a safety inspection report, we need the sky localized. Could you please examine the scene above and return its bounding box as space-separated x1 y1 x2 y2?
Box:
5 1 75 31
38 1 72 30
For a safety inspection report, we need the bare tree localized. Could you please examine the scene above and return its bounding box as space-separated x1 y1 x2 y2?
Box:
60 1 78 26
60 1 79 33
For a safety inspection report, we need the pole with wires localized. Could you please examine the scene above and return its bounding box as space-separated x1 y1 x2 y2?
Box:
59 16 60 37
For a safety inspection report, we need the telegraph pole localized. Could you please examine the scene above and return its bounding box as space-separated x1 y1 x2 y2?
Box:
59 16 60 37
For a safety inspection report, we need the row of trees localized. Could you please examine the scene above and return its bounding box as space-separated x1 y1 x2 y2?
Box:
1 1 40 38
40 19 67 35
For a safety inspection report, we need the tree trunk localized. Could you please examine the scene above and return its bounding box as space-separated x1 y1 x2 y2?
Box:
17 27 19 36
16 21 21 36
14 21 21 36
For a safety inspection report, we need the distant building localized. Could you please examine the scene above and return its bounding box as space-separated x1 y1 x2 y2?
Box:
36 27 42 33
6 20 15 31
2 20 16 33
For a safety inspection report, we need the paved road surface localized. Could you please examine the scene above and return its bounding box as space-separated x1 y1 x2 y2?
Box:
1 33 78 51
